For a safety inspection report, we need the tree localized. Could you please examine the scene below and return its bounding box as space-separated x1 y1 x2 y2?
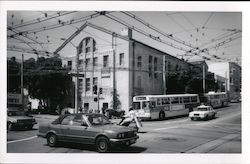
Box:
24 57 74 112
166 68 217 95
110 89 121 110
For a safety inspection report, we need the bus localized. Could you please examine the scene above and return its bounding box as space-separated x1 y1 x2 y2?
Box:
132 94 200 120
201 92 229 108
229 92 241 103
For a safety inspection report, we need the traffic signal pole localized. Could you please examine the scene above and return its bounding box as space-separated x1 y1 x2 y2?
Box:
21 54 24 109
112 33 117 110
75 47 79 113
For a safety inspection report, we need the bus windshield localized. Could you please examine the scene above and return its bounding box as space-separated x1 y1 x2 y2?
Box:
133 102 141 110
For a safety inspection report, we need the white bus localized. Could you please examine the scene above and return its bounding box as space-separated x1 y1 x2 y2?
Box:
202 92 229 108
132 94 200 120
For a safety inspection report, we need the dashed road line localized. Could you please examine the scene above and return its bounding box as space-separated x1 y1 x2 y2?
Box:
7 136 37 144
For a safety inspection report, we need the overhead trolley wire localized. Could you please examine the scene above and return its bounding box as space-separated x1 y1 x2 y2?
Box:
11 11 78 30
9 11 114 37
121 11 195 49
100 12 189 53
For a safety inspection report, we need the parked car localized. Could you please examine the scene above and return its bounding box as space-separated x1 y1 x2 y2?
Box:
7 109 37 130
189 105 217 120
105 109 125 119
38 113 139 153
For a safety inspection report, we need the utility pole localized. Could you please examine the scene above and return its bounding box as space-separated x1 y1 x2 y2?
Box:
163 55 166 94
112 33 117 110
75 47 79 114
203 64 206 93
21 54 24 109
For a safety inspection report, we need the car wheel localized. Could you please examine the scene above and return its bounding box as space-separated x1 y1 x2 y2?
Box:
47 133 57 147
190 117 194 121
159 111 165 120
96 136 109 153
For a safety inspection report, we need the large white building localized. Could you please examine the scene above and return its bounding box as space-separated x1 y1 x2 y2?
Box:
65 25 194 113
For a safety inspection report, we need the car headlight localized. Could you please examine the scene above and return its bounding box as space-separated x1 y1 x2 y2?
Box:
117 133 125 138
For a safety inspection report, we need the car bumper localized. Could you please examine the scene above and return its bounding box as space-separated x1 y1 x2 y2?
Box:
13 122 37 127
189 116 206 119
110 135 139 146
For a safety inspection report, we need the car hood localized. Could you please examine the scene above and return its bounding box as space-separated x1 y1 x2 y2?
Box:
190 111 210 115
97 124 135 133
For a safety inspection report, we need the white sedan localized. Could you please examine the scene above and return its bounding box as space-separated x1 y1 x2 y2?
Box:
189 105 217 120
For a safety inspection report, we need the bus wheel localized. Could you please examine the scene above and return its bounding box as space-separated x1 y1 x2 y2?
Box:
159 111 165 120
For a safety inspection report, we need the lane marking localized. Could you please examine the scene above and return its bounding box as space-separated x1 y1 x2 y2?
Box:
154 126 179 131
184 134 240 153
163 119 188 125
7 136 37 144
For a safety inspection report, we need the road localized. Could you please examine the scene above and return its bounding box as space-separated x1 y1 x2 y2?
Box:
7 102 241 153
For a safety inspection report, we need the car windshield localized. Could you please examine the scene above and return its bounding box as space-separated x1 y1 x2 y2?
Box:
8 111 26 116
87 115 111 126
195 107 209 111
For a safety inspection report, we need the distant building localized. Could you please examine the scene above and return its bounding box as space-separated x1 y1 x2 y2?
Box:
208 62 241 95
189 60 208 77
65 26 196 113
214 74 227 92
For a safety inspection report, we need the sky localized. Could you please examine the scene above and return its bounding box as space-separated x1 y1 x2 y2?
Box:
7 11 242 65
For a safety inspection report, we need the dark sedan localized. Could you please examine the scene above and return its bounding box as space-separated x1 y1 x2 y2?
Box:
38 113 139 153
7 109 37 130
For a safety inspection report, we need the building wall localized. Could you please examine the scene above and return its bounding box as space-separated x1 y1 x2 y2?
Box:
65 28 198 114
208 62 241 93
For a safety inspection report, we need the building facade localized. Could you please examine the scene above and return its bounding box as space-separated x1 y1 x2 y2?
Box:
65 27 195 113
208 62 241 95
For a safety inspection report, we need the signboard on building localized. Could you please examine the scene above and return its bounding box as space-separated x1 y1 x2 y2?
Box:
7 93 22 105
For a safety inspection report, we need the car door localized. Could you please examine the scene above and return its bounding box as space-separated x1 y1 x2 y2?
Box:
82 115 102 144
60 114 94 143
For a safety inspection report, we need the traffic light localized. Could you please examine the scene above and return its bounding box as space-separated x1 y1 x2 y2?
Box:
93 85 97 94
99 88 103 94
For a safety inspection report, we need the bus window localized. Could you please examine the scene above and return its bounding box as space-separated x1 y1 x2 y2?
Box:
157 98 161 106
191 96 197 102
150 101 156 108
142 101 148 108
133 102 141 110
171 97 179 104
162 98 170 105
183 97 190 103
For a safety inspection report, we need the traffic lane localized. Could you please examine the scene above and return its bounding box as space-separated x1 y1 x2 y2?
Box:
135 122 241 153
135 106 241 153
7 128 38 142
7 135 146 153
7 116 55 142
